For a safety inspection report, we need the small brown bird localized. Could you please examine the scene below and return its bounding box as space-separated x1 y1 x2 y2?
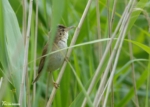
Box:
33 25 74 88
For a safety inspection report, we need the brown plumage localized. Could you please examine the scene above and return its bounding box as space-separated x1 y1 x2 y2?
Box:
33 25 74 84
32 44 48 83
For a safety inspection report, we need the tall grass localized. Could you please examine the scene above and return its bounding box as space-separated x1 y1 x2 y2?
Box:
0 0 149 107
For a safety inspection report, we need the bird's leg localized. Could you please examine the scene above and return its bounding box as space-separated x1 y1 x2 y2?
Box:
52 76 59 89
64 56 69 62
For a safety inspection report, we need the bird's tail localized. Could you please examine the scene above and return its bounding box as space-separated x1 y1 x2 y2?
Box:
32 73 41 84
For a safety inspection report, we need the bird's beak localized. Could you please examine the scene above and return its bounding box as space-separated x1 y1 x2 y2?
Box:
65 26 74 31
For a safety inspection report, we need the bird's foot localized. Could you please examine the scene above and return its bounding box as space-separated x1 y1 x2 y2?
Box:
53 81 59 89
64 57 69 62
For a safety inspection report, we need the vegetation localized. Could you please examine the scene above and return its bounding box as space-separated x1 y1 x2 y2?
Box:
0 0 149 107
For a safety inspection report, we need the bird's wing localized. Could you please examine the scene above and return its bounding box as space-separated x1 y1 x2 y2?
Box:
32 43 48 83
38 43 48 74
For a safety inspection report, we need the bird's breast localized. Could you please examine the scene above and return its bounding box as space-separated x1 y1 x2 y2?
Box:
47 41 67 72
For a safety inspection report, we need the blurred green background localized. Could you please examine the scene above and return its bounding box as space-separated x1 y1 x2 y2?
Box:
0 0 150 107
